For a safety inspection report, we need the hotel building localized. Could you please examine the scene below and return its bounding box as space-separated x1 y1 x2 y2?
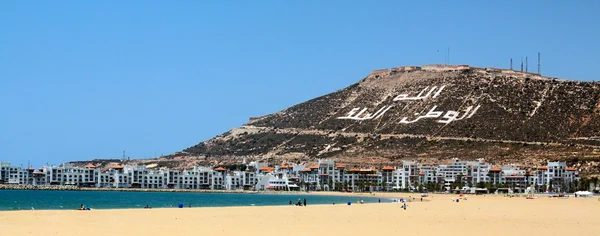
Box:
0 159 581 193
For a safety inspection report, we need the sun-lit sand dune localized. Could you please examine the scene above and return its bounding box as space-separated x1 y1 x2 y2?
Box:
0 194 598 236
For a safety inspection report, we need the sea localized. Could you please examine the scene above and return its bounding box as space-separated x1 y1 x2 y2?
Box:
0 190 386 211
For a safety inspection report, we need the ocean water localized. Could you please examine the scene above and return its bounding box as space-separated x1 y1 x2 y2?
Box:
0 190 386 211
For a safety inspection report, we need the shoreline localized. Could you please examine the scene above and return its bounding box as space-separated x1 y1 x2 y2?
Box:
1 184 595 198
1 194 598 235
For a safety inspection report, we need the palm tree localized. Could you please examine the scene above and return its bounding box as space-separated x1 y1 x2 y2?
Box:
486 171 494 187
357 181 365 192
456 173 464 184
592 177 599 192
381 180 388 192
581 177 589 191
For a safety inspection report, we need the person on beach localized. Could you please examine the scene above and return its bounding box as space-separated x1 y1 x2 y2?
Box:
403 203 407 210
79 204 84 210
289 200 292 205
378 199 381 203
303 198 306 206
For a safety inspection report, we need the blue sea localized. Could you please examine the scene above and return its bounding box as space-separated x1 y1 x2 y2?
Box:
0 190 385 211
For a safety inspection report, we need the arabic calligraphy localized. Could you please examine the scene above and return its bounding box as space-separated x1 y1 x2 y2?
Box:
337 105 393 120
393 85 445 101
335 84 482 124
400 105 480 124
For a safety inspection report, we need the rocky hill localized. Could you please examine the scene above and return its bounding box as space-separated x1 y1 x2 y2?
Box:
150 66 600 174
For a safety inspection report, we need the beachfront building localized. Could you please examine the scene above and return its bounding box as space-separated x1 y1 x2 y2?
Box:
254 172 298 191
418 164 438 185
437 158 472 190
183 167 213 189
243 171 260 190
465 159 492 186
277 165 294 176
31 169 46 185
298 165 319 190
381 166 395 191
0 162 35 185
129 166 162 189
0 159 582 193
343 168 380 192
317 159 337 191
401 161 419 190
41 163 96 186
529 162 580 193
212 168 226 190
500 165 528 192
225 170 244 190
107 164 131 188
294 159 347 191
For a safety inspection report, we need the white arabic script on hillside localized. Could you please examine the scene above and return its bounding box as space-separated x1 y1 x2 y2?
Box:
336 84 482 124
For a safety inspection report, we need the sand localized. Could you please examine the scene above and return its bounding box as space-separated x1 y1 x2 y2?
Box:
0 194 598 236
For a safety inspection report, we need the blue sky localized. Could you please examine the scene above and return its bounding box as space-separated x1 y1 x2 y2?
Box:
1 1 598 167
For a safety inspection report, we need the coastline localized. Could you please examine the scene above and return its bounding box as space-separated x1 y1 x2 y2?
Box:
0 184 258 193
0 184 590 199
0 188 389 211
0 194 597 235
0 184 425 196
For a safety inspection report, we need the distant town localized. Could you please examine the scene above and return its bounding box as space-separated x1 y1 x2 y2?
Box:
2 158 596 194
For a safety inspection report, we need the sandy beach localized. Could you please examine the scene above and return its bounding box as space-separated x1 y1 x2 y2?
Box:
0 193 598 236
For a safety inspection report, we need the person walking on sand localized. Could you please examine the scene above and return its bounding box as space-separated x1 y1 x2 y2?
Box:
403 202 407 210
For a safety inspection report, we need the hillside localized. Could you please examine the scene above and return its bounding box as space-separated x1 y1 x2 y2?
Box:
148 65 600 174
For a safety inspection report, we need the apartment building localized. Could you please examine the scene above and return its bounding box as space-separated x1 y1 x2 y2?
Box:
0 162 34 185
0 159 580 193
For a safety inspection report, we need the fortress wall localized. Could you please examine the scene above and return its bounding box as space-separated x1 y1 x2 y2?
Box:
422 64 470 71
367 69 390 79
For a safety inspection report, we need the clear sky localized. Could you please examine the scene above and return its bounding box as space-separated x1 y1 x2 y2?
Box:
1 1 598 167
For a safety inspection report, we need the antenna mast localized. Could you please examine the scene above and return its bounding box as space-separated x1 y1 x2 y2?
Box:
526 56 528 72
538 52 541 74
510 58 513 70
447 47 450 65
520 58 523 72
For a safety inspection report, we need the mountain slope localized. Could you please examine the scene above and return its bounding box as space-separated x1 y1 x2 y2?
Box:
167 66 600 174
